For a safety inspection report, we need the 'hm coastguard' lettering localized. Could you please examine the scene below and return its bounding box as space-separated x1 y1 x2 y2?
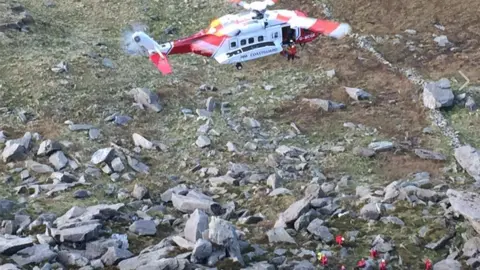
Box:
249 48 278 58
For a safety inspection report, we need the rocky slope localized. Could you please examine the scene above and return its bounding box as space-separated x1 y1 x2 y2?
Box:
1 0 480 269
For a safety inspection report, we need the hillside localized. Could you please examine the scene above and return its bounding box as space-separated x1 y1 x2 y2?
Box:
1 0 480 269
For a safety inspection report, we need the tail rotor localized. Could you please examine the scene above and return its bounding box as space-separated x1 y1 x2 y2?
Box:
121 23 173 75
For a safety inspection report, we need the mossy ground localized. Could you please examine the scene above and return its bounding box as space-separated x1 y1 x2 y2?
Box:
0 0 478 268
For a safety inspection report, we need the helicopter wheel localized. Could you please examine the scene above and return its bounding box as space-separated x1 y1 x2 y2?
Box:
235 63 243 70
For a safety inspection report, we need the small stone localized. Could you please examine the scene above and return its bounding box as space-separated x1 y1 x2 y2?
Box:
206 97 216 112
465 96 478 111
226 142 237 152
132 184 148 200
244 142 257 150
325 69 335 78
196 135 211 148
353 147 375 157
345 87 372 100
114 115 132 126
102 58 115 68
302 98 345 112
49 151 68 170
89 129 101 140
434 35 450 47
91 148 114 165
368 141 394 152
243 117 261 128
73 190 91 199
414 149 446 161
68 124 94 131
132 133 154 149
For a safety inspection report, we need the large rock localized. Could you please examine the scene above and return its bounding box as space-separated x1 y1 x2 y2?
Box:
37 139 62 156
184 209 209 243
11 244 57 267
454 145 480 182
275 196 313 228
423 79 454 109
306 219 333 243
52 222 102 242
54 203 124 227
0 235 33 255
207 216 244 266
446 189 480 234
171 193 223 216
462 237 480 258
191 239 213 263
432 259 461 270
266 227 296 244
0 3 34 32
129 220 157 236
1 143 27 162
118 239 188 269
0 264 20 270
128 88 162 112
101 246 134 266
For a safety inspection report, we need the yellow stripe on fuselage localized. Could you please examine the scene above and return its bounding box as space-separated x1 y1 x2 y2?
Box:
210 19 221 28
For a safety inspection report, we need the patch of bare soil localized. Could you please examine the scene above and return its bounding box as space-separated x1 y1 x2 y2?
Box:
374 152 445 181
327 0 480 81
270 41 429 140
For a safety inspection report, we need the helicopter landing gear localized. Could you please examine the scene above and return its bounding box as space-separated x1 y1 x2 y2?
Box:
235 63 243 70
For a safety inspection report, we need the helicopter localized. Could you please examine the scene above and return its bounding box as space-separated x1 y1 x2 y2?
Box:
124 0 352 75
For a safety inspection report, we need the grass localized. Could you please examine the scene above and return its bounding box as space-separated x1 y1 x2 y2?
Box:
0 0 478 268
442 84 480 149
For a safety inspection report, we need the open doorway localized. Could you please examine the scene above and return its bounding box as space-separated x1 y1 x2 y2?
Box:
281 26 296 45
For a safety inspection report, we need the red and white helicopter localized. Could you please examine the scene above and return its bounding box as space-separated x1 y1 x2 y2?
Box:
125 0 351 75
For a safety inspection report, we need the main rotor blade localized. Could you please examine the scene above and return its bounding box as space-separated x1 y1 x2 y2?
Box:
276 14 351 39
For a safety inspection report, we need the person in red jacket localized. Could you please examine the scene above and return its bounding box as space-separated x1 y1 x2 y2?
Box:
379 259 387 270
286 40 297 61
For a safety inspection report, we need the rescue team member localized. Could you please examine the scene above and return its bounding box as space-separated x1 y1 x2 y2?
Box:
286 40 297 61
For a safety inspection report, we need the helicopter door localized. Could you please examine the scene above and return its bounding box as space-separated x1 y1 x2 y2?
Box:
281 26 296 44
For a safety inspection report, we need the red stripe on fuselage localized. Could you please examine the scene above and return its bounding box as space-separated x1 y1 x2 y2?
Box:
201 34 225 46
169 31 225 57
